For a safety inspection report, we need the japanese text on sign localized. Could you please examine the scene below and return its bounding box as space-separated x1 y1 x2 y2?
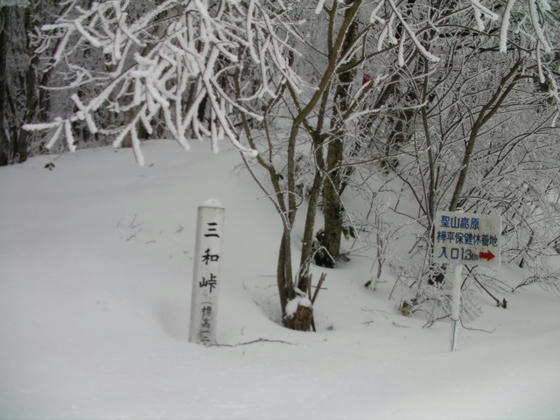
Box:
433 211 501 267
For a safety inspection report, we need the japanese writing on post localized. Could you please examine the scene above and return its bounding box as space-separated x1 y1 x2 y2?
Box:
433 211 501 267
189 204 224 345
204 222 220 238
198 224 221 296
198 302 213 343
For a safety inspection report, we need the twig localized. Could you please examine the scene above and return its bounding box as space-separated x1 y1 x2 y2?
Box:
306 274 317 332
423 314 450 328
311 272 327 304
129 214 140 228
211 338 297 347
388 275 401 300
126 229 141 241
465 266 502 306
307 273 328 333
460 319 495 334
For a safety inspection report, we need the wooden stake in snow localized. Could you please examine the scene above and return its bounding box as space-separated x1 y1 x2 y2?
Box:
189 200 225 345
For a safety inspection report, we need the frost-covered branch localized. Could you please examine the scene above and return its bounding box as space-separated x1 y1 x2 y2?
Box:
24 0 302 163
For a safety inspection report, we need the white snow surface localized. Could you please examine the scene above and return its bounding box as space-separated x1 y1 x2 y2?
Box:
201 198 224 208
1 140 559 419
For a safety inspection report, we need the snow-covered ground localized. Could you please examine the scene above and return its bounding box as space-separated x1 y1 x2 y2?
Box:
1 141 559 419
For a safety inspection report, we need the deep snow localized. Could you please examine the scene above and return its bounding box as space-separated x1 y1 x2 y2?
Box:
1 140 559 419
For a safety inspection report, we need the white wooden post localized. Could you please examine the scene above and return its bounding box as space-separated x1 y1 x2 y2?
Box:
450 263 462 352
189 200 224 345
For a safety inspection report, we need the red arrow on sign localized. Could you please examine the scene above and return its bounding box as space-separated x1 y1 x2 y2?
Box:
479 250 495 261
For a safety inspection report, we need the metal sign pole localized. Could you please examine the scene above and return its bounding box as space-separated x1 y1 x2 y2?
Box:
450 263 462 352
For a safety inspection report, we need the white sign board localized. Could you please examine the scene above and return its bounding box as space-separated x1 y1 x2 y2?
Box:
189 201 224 345
434 211 501 268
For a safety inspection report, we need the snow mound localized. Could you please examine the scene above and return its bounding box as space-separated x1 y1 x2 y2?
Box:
1 141 559 419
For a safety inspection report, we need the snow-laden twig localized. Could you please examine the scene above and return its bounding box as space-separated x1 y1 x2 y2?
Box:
398 30 406 67
529 0 552 53
315 0 327 15
369 1 386 25
499 0 517 53
26 0 301 163
470 0 499 23
387 0 440 63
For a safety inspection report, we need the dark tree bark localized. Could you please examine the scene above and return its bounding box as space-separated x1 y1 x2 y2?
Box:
321 3 359 265
297 131 327 291
0 3 44 166
0 8 10 166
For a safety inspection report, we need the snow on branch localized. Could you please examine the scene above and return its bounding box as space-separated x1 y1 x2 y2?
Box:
494 0 558 120
499 0 517 53
25 0 302 163
369 1 386 25
470 0 499 31
315 0 327 15
498 0 553 54
528 0 552 53
386 0 440 65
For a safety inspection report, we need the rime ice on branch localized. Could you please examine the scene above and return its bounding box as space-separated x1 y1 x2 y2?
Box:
24 0 303 163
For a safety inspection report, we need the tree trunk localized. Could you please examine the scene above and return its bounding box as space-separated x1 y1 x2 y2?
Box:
0 4 42 165
297 134 326 292
321 6 358 264
277 227 296 321
322 136 344 261
0 8 10 166
16 5 41 163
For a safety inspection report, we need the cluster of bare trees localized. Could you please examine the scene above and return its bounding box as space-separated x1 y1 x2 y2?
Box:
6 0 560 328
0 1 41 165
238 0 559 324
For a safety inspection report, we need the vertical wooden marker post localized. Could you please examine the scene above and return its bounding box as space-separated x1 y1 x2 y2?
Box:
189 200 224 345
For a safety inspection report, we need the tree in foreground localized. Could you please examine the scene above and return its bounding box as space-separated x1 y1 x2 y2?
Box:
25 0 320 329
